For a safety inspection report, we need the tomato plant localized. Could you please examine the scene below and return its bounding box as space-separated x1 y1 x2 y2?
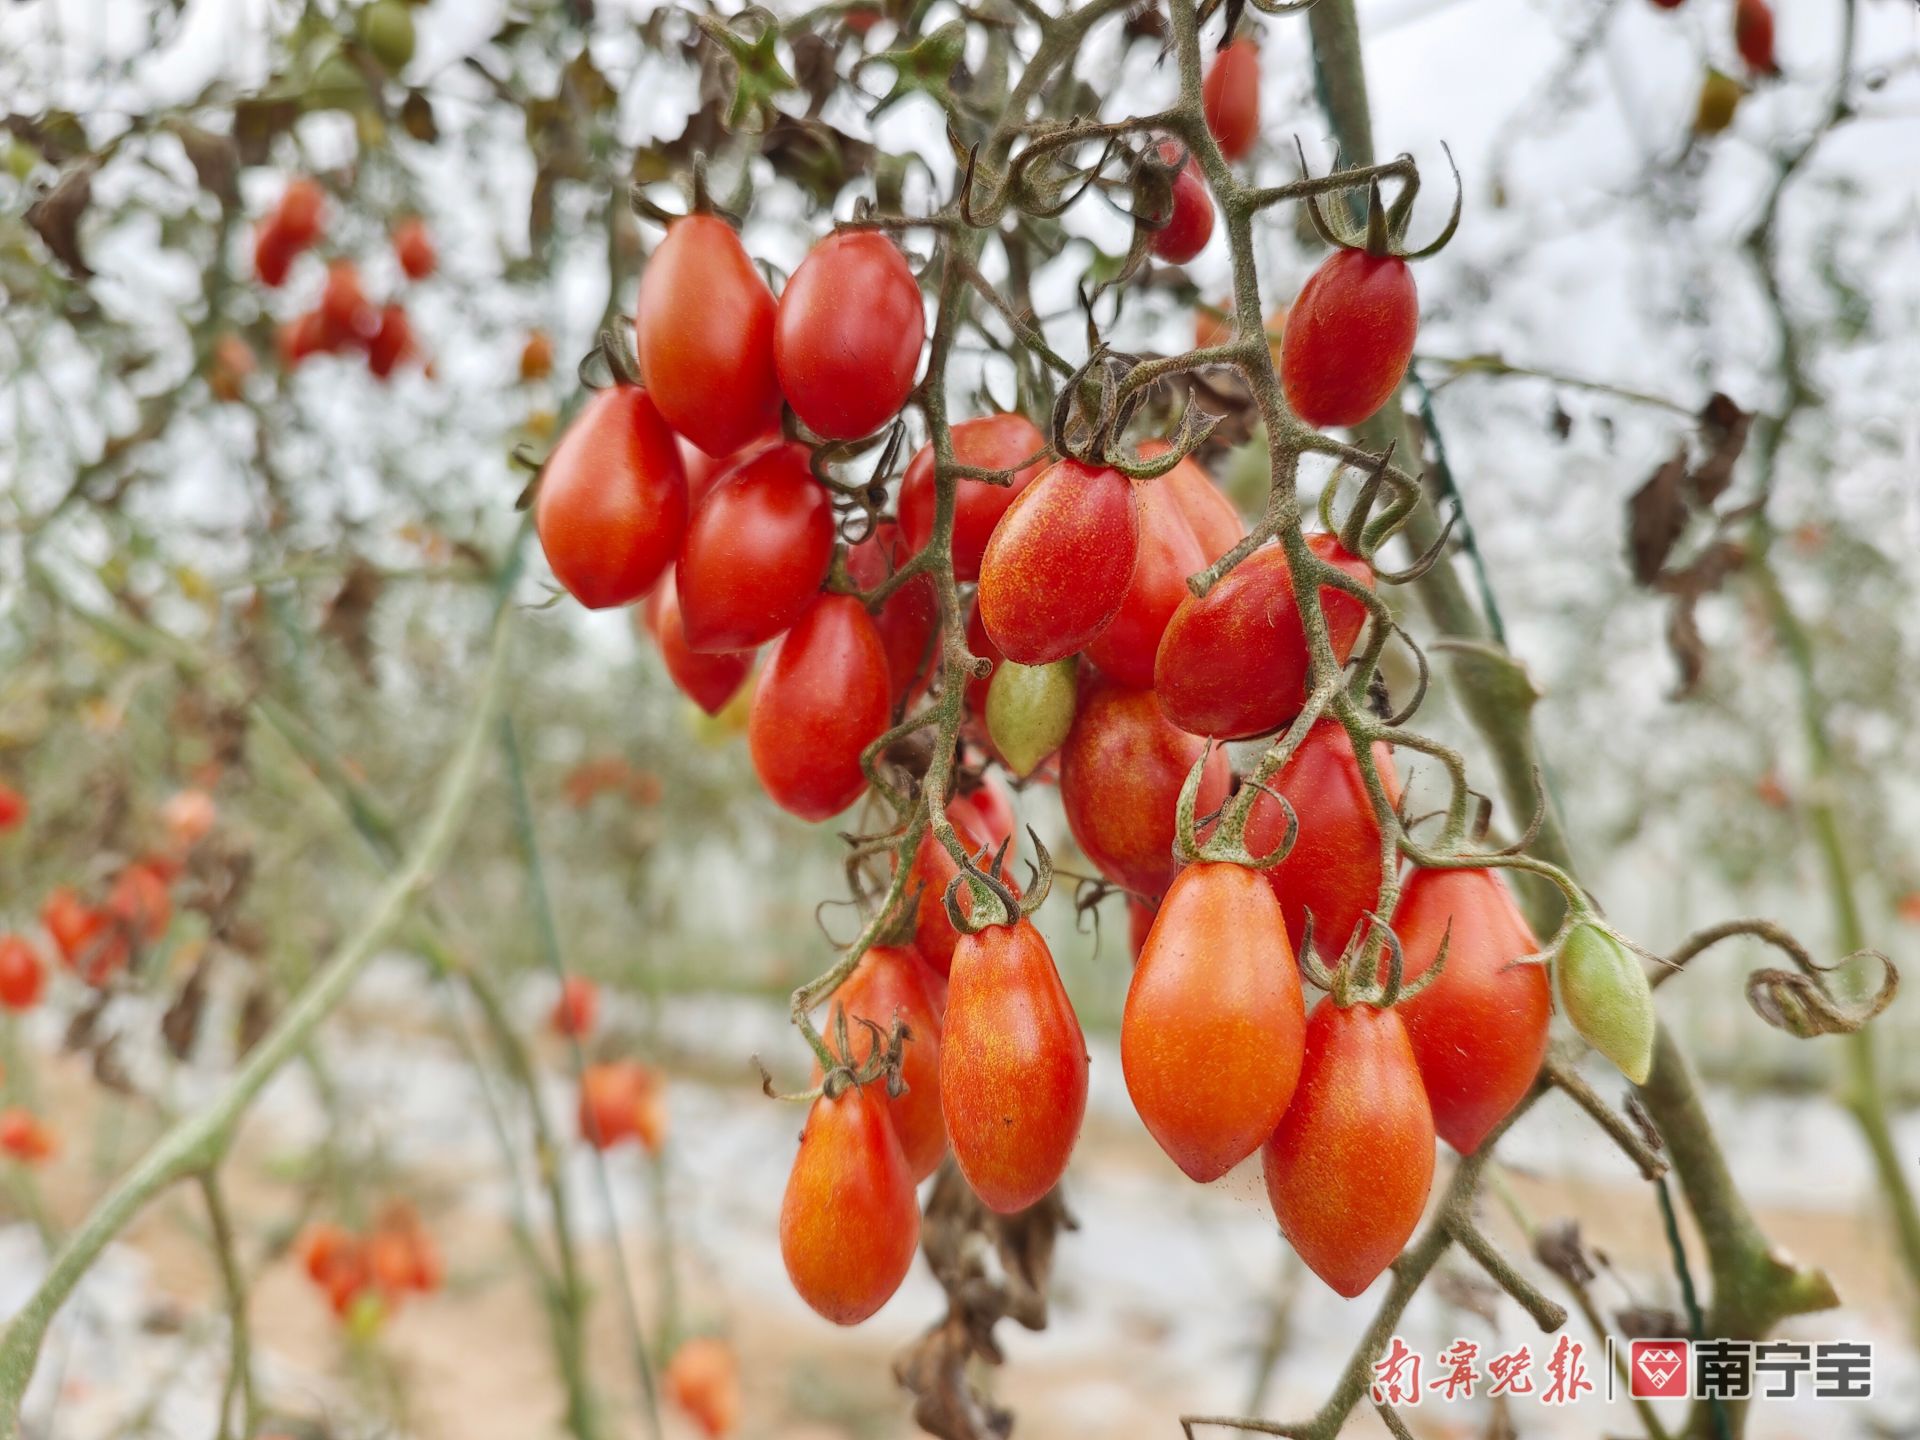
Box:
636 213 782 458
779 1077 921 1324
898 413 1049 583
1148 140 1213 264
1390 867 1551 1154
977 458 1140 665
941 914 1089 1214
675 442 834 651
1059 673 1228 898
1155 535 1373 739
775 231 925 441
748 595 892 821
1262 1001 1434 1297
1123 862 1305 1181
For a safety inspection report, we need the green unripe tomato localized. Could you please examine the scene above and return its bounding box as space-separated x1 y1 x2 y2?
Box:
986 657 1077 778
307 49 368 111
1557 923 1656 1084
359 1 417 72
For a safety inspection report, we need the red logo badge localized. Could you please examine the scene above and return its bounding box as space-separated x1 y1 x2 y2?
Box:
1629 1340 1690 1399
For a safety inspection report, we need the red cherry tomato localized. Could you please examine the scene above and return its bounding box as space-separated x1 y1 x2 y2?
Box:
551 975 600 1038
319 260 374 346
1123 862 1306 1181
0 936 45 1011
775 231 924 441
1126 898 1157 961
1389 867 1550 1154
0 1109 57 1164
392 216 436 279
535 386 688 610
977 459 1141 665
898 413 1049 584
254 221 298 287
666 1337 741 1439
1735 0 1778 73
577 1061 664 1151
677 433 777 509
810 946 947 1181
1085 445 1243 688
779 1079 921 1324
1246 720 1400 961
1155 535 1373 740
748 595 891 822
636 214 782 458
675 442 833 652
277 310 333 368
905 780 1019 976
642 573 754 716
1059 673 1229 899
941 916 1089 1213
0 783 23 831
1280 249 1418 429
1150 140 1214 264
1202 39 1260 162
108 862 171 944
367 303 414 378
276 176 326 249
1263 1001 1434 1297
846 522 937 706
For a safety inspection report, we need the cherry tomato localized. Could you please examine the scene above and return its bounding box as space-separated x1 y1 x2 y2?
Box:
1149 140 1214 264
300 1222 356 1285
666 1337 742 1439
749 595 891 821
161 788 218 849
1126 897 1157 961
0 783 23 830
1390 867 1550 1154
1202 38 1260 162
977 459 1141 665
905 779 1019 976
276 176 326 249
1557 922 1656 1085
1155 534 1372 740
636 214 782 458
0 936 45 1011
42 886 124 983
898 413 1049 583
520 330 555 382
986 658 1076 777
1280 249 1418 429
1246 720 1399 960
775 231 924 441
0 1109 56 1165
1735 0 1778 73
1085 444 1243 688
367 303 415 378
108 862 171 944
1263 1001 1434 1297
535 386 688 610
810 946 947 1180
846 522 937 706
392 216 436 279
276 310 333 368
254 221 298 287
550 975 600 1038
675 442 834 651
320 260 374 346
643 573 754 716
1123 862 1305 1181
942 916 1089 1213
208 334 255 402
578 1060 666 1151
678 433 778 509
1059 673 1229 899
779 1078 921 1324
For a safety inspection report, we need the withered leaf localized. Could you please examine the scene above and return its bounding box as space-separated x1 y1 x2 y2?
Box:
161 955 211 1061
238 982 276 1056
321 558 384 684
1532 1219 1596 1287
231 96 299 167
5 111 90 167
27 162 97 279
1688 391 1753 505
401 90 439 143
760 114 876 207
789 31 839 117
1626 447 1689 586
168 121 239 205
1430 1264 1503 1325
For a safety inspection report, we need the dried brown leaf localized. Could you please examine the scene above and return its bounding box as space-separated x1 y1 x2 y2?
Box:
1532 1219 1597 1287
27 162 97 279
1627 447 1689 585
321 559 384 685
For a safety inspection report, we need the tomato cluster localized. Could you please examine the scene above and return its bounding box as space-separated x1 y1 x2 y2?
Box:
297 1204 443 1324
525 182 1551 1319
249 176 431 383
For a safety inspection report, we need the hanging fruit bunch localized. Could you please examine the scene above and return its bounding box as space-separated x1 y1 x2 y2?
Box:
508 4 1849 1382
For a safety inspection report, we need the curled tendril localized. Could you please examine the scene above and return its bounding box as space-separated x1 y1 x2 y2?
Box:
1650 920 1900 1038
1371 506 1460 586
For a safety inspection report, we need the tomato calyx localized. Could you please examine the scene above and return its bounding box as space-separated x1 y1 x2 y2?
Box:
1316 909 1452 1011
1297 140 1462 262
1045 345 1218 480
769 1002 913 1106
939 824 1051 934
1317 440 1457 586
